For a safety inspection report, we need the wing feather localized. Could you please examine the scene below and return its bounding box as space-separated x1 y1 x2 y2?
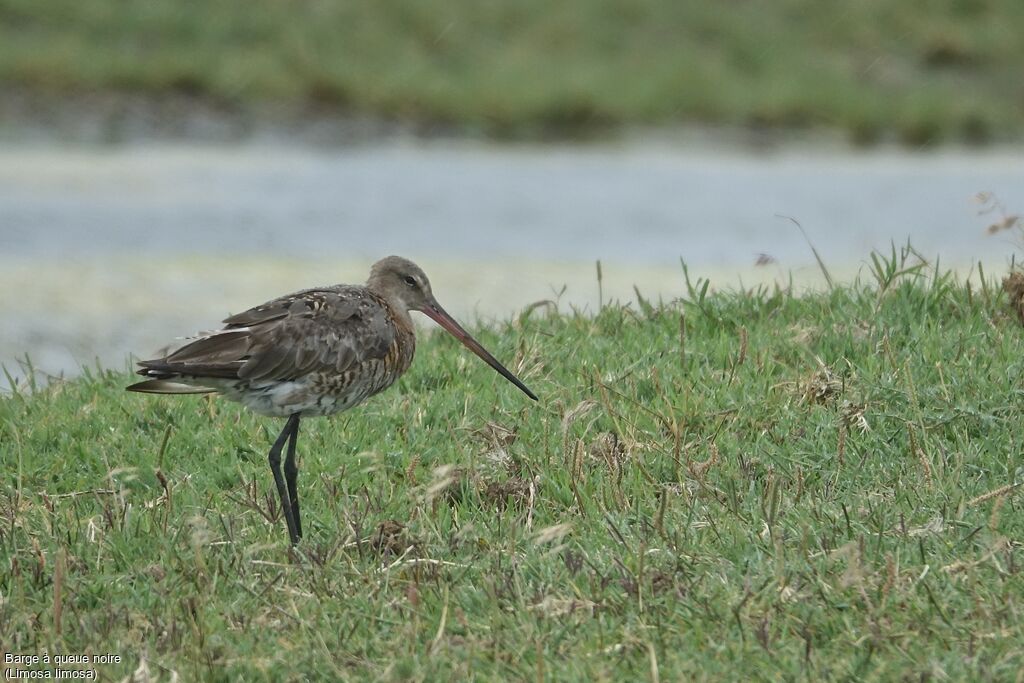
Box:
165 330 250 365
137 286 398 383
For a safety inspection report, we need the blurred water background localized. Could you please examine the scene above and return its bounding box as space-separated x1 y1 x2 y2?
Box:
3 138 1022 389
2 0 1023 389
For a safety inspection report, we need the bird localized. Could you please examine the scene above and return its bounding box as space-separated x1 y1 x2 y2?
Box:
127 256 537 545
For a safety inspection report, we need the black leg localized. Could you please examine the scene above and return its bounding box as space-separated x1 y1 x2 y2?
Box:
268 414 301 545
283 415 302 539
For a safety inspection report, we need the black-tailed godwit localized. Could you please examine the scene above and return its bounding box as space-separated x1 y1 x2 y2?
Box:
127 256 537 544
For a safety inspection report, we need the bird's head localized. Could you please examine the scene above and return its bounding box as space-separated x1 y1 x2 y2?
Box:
367 255 436 315
367 255 537 401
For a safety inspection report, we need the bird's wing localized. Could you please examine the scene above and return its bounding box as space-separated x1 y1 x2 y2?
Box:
138 286 397 382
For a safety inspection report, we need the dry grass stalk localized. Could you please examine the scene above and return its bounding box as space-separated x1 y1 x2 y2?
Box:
966 482 1020 508
1002 271 1024 325
688 443 720 481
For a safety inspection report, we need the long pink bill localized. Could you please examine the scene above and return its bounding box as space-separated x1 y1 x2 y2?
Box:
420 301 538 401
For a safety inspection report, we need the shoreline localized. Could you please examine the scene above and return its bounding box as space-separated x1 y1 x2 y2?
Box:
3 90 1024 153
3 139 1021 390
1 252 1016 392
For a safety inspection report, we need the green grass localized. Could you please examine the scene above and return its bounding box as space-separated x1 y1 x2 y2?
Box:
3 248 1024 680
1 0 1023 143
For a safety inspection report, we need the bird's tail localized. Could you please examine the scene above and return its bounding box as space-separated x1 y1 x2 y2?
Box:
126 379 215 394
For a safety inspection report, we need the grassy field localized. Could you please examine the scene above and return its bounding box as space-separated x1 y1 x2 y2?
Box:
2 247 1024 680
1 0 1023 143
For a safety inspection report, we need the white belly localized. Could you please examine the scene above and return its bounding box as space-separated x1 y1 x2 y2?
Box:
204 378 370 418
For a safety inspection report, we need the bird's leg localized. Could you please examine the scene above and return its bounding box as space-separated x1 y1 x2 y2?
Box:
283 414 302 539
268 414 301 545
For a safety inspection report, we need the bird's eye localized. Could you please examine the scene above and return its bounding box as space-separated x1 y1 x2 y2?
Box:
403 275 417 287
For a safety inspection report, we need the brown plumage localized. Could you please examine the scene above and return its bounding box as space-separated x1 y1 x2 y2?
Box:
128 256 537 545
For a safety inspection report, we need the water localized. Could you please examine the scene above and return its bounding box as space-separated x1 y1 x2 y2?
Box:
2 140 1022 388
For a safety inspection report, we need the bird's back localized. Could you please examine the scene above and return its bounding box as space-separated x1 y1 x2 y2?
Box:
128 284 417 417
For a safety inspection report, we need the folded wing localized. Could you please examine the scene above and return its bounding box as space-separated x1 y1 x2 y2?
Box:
130 287 397 386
